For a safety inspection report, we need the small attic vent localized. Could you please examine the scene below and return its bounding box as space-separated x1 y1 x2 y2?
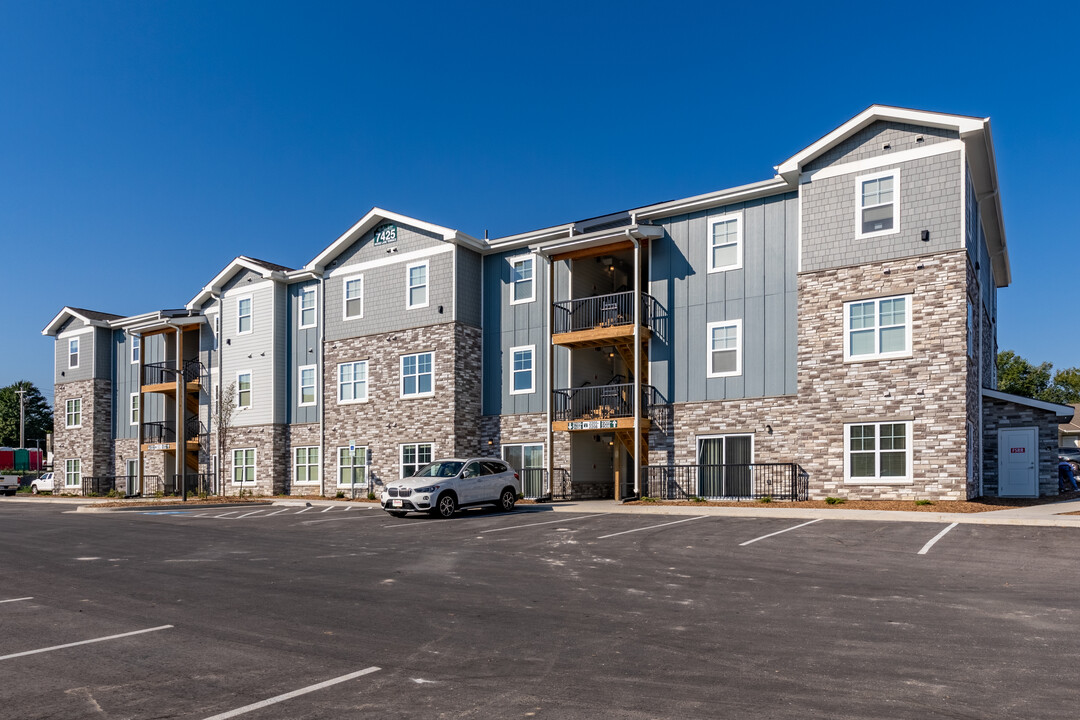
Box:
882 143 891 150
916 135 925 143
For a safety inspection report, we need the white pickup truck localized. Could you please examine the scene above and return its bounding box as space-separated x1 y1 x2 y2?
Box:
0 475 19 496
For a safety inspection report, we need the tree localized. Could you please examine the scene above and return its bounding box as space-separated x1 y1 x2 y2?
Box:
997 351 1080 404
0 381 53 447
216 382 238 498
1045 367 1080 405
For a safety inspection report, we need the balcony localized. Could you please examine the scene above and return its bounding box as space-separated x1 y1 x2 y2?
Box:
552 291 667 348
140 417 204 451
142 360 205 393
552 383 659 431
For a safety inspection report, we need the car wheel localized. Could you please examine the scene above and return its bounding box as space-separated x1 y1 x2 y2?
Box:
432 493 457 519
31 485 38 494
388 511 407 518
498 488 516 512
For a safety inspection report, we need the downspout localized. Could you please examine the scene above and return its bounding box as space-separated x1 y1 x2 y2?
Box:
545 255 554 499
318 273 326 498
630 231 642 499
212 291 223 494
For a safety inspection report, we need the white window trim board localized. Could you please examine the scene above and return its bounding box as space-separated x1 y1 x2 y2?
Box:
293 446 321 485
336 446 369 487
843 421 914 484
854 168 901 240
399 442 434 479
802 139 963 183
705 319 742 378
298 364 318 407
405 260 430 310
842 294 913 362
65 398 82 429
236 294 254 335
131 336 140 364
508 253 536 305
509 344 536 395
706 212 744 274
337 360 370 405
400 351 435 399
341 273 364 320
232 447 258 485
236 370 253 409
298 286 318 329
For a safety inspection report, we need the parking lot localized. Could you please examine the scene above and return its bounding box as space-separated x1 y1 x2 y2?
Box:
3 501 1080 719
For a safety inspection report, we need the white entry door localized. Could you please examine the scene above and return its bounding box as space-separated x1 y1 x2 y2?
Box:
998 427 1037 497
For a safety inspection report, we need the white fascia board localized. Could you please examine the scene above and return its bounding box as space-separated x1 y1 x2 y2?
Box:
531 225 665 256
962 120 1010 288
41 307 114 336
487 224 576 251
982 388 1075 417
186 257 288 310
633 178 792 220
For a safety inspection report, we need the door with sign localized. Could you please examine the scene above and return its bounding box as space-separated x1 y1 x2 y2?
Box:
998 427 1037 497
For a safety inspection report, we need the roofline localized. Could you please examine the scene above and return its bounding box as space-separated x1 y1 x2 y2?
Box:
42 307 116 336
633 177 792 220
531 224 665 256
982 388 1076 417
186 256 291 310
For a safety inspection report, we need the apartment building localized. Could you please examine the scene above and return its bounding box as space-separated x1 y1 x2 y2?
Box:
43 106 1074 502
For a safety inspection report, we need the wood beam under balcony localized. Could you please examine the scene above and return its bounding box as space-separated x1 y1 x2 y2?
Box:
552 325 650 349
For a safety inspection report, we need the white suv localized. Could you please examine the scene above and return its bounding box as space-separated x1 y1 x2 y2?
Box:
382 458 521 518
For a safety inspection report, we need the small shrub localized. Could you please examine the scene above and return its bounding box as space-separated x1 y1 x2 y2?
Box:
689 495 706 503
366 491 376 500
335 490 345 499
153 491 164 498
915 499 934 506
824 496 845 505
758 495 773 503
639 496 658 503
16 484 31 494
106 489 122 498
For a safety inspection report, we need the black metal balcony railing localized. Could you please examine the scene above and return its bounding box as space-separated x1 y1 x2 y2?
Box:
553 383 660 422
515 468 571 500
642 464 809 501
143 361 176 386
142 421 176 444
183 359 205 383
185 415 206 439
553 291 667 342
172 473 215 496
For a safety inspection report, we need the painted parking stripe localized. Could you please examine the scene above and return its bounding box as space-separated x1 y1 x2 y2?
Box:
481 514 610 534
739 518 823 546
918 523 958 555
0 597 32 604
233 510 267 519
201 666 381 720
264 508 291 517
0 625 173 661
294 506 314 514
213 511 240 518
596 515 709 540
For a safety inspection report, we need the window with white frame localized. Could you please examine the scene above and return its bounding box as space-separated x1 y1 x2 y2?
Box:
856 169 899 238
237 296 253 334
510 255 535 304
845 421 912 483
338 447 368 487
509 345 535 394
406 261 428 309
237 372 252 408
401 352 434 398
338 361 368 403
708 213 743 272
299 287 317 329
65 458 81 487
131 336 140 364
343 275 364 319
233 448 256 484
844 295 911 361
294 447 320 485
706 320 742 378
68 338 79 369
298 365 317 406
401 443 433 479
130 393 139 426
65 398 81 428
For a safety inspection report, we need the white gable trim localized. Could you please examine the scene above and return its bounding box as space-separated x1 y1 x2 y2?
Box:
982 388 1075 417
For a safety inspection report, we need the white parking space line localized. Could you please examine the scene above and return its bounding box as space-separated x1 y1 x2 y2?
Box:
0 625 173 661
201 666 381 720
294 506 314 514
264 508 291 517
234 510 267 519
213 511 239 518
918 523 958 555
739 518 823 546
596 515 708 540
320 506 333 513
300 514 386 525
0 597 32 604
481 514 610 534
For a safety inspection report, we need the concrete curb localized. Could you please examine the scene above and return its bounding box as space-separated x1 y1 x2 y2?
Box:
75 502 275 513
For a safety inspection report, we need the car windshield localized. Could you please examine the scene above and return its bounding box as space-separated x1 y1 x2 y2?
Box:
412 461 465 478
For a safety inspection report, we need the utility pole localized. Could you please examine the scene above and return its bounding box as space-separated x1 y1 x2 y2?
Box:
14 389 25 449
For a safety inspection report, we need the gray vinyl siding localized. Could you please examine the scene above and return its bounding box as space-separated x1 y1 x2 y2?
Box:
94 328 111 379
142 333 166 425
287 280 320 424
220 281 278 426
651 191 798 404
112 330 140 439
273 283 288 423
456 247 482 328
804 121 959 172
221 268 263 294
54 318 92 384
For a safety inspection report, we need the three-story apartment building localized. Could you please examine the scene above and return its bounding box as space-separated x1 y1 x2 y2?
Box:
44 106 1074 502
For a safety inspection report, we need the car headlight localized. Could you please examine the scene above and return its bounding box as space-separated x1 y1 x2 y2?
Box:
413 485 439 494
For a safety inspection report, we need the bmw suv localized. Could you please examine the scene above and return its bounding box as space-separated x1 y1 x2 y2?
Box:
381 458 521 518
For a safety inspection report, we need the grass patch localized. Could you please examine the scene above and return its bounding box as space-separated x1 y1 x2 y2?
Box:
688 495 706 503
915 499 934 506
639 496 658 504
758 495 773 503
824 496 845 505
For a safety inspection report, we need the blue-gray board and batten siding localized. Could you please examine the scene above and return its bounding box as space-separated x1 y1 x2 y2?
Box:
286 280 320 424
112 331 165 438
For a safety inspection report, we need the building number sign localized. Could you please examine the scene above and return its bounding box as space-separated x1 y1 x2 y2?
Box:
373 223 398 246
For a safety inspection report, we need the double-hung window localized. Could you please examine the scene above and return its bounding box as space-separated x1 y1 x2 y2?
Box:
237 296 253 334
65 398 81 428
844 295 911 361
856 169 899 238
233 448 256 484
401 352 434 398
131 336 140 364
509 345 535 395
706 320 742 378
845 421 912 483
294 447 320 485
401 443 433 479
299 287 317 328
406 262 428 309
343 275 364 319
237 372 252 408
338 361 368 403
65 459 81 487
338 447 368 487
708 213 743 273
298 365 317 406
130 393 139 426
68 338 79 369
509 255 535 304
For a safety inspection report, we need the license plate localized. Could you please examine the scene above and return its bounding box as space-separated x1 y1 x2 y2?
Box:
392 499 402 507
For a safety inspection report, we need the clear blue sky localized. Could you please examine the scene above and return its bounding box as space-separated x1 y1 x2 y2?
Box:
2 1 1077 404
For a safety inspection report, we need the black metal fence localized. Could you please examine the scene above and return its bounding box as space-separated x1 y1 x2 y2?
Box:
550 468 571 500
171 473 215 496
553 291 666 341
642 463 808 501
553 383 660 422
81 474 157 497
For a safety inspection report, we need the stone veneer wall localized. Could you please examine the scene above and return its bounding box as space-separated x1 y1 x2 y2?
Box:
223 423 288 496
479 412 573 495
53 379 112 494
964 256 983 498
796 250 970 500
982 396 1061 497
112 438 138 495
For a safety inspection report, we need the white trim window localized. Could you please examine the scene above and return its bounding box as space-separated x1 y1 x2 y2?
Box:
298 365 317 407
294 447 320 485
844 295 912 361
338 446 368 488
237 371 252 408
706 320 742 378
232 448 256 485
401 352 434 398
406 261 429 309
237 295 253 334
65 398 82 429
400 442 433 479
131 336 140 364
844 421 913 483
338 361 368 404
509 254 535 304
856 169 899 238
68 338 80 369
343 274 364 320
299 286 317 329
509 345 535 395
707 213 743 273
65 458 81 487
130 393 139 426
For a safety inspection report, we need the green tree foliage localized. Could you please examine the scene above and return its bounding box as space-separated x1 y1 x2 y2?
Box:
996 351 1080 405
0 381 54 447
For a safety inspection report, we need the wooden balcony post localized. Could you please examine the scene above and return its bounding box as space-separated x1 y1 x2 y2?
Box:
546 254 555 499
632 238 641 498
